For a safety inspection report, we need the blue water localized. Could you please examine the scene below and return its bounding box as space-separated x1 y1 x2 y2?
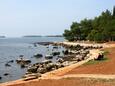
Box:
0 37 64 83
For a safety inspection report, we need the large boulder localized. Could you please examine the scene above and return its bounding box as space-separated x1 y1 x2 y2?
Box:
95 53 104 60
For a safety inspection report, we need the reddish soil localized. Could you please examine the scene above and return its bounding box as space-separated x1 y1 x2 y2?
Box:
4 78 115 86
65 47 115 75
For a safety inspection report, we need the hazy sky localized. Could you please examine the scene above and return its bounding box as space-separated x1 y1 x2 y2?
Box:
0 0 115 37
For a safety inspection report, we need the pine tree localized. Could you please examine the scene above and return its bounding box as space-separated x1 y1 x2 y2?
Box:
113 6 115 17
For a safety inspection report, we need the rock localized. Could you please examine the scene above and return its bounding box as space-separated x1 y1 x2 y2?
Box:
27 66 38 73
62 61 69 66
45 55 53 59
45 63 56 71
57 58 64 63
52 52 60 56
95 53 104 60
42 60 52 64
5 63 11 67
20 64 27 68
19 55 24 57
16 58 31 64
53 46 58 49
23 73 41 81
0 76 2 80
5 60 14 67
36 42 53 46
75 55 85 61
46 46 49 48
4 73 9 76
62 55 76 61
7 60 14 63
37 67 47 74
55 63 64 68
63 50 69 55
33 43 37 47
34 54 43 58
23 76 38 81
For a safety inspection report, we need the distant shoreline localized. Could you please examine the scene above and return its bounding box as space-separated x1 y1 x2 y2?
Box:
0 36 6 38
23 35 63 38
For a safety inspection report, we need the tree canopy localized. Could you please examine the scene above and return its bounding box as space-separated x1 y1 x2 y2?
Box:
63 6 115 42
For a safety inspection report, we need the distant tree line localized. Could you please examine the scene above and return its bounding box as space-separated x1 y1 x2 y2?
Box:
63 6 115 42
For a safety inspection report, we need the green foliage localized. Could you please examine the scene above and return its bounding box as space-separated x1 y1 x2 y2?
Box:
63 29 74 41
113 6 115 17
84 57 108 66
63 6 115 42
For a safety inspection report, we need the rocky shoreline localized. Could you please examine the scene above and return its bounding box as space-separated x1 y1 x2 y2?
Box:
20 42 104 81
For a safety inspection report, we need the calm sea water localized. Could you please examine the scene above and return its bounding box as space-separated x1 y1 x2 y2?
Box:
0 37 64 83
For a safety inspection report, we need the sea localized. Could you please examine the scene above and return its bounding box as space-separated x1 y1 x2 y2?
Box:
0 37 64 83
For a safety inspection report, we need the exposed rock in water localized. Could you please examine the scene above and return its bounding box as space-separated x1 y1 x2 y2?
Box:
7 60 14 63
53 46 58 49
16 58 31 64
5 63 11 67
42 60 52 64
4 73 9 76
20 64 27 68
19 55 24 57
0 76 2 80
62 50 69 55
33 43 37 47
5 60 14 67
45 55 53 59
52 52 60 56
34 54 43 58
35 42 53 46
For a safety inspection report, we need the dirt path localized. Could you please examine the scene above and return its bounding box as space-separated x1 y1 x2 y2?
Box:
1 74 115 86
65 47 115 75
59 41 115 48
44 74 115 80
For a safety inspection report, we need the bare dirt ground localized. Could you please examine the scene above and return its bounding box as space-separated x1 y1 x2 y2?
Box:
4 78 115 86
65 47 115 75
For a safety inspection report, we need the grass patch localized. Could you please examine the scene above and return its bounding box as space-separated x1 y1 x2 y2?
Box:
83 60 101 65
83 50 109 66
103 50 109 55
84 57 109 66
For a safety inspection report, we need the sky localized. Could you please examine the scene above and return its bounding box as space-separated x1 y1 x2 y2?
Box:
0 0 115 37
